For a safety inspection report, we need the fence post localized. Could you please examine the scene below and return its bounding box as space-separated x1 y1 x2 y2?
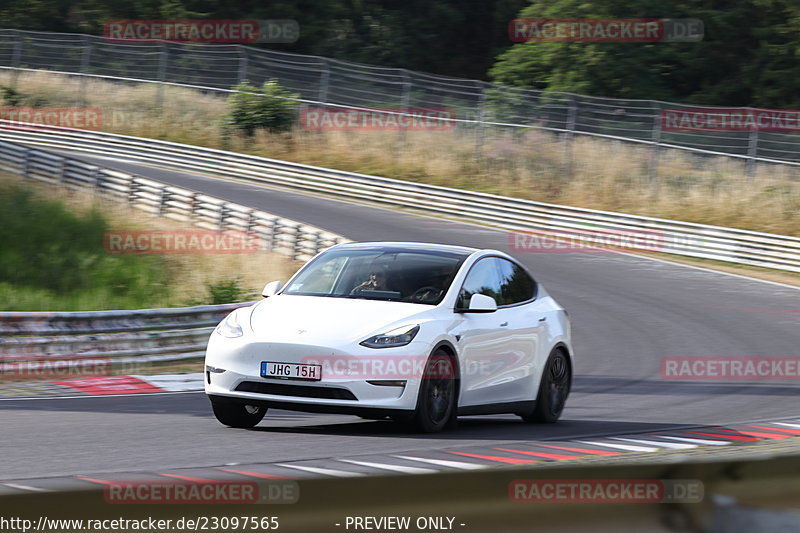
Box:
746 126 759 180
474 83 487 160
156 43 168 108
318 59 330 104
78 35 92 106
648 101 662 187
10 31 23 89
563 95 578 178
238 45 248 84
397 69 413 157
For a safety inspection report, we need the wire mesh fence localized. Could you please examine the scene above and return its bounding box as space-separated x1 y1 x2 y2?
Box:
0 28 799 175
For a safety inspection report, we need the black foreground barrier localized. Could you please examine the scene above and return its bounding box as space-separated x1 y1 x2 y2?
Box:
4 451 800 533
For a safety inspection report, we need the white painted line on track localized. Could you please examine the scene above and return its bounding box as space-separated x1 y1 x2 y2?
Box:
610 437 697 449
774 422 800 429
392 455 487 470
338 459 436 475
578 441 659 452
654 436 731 445
275 464 365 478
4 483 50 492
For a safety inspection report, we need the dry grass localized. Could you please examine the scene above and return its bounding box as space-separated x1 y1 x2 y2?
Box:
0 170 301 307
2 70 798 237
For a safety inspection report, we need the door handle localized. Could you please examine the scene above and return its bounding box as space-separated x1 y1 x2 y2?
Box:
538 317 547 322
499 321 509 327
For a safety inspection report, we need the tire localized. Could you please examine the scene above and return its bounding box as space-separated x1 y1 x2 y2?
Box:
210 397 267 428
410 350 457 433
521 348 571 423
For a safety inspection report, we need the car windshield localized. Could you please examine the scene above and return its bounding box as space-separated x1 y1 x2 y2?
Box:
282 248 467 304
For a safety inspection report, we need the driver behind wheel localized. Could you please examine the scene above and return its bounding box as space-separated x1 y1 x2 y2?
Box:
351 265 391 294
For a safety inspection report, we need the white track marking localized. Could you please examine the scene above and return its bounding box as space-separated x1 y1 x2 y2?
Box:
610 437 696 449
338 459 435 474
654 436 731 445
774 422 800 429
577 441 658 452
4 483 50 492
275 464 365 478
392 455 487 470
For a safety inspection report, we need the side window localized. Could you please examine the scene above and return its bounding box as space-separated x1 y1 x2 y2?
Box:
496 258 536 305
457 258 503 308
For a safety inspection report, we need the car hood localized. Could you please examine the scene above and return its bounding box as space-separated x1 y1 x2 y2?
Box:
247 295 433 345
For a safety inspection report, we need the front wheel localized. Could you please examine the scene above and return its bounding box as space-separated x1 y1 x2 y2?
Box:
210 397 267 428
521 348 571 423
410 351 457 433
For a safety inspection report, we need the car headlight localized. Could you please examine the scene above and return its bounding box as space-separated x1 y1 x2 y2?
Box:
360 324 419 349
215 311 243 338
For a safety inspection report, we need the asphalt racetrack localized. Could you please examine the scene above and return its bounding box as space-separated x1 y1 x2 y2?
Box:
2 155 798 480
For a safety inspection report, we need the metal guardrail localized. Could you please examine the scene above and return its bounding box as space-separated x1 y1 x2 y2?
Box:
0 136 347 261
0 303 252 376
1 123 799 273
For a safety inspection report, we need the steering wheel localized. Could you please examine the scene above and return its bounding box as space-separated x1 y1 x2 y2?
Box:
410 286 442 302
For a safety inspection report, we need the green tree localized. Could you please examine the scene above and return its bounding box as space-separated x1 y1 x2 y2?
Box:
490 0 800 107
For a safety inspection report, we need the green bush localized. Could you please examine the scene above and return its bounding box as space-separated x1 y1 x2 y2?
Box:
0 184 173 310
223 79 300 136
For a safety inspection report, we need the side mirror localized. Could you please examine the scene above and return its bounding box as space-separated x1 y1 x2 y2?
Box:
262 280 283 298
463 293 497 313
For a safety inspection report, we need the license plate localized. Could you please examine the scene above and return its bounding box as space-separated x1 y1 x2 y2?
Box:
261 361 322 381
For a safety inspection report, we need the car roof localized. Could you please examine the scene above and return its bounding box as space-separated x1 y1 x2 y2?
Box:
332 241 480 256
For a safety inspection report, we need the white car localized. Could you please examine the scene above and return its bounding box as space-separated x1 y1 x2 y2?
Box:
205 242 573 433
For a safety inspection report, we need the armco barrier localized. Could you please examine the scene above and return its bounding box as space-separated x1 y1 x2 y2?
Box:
0 137 347 262
1 123 799 273
0 303 254 375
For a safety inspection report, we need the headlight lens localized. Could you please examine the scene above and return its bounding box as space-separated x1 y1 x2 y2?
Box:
360 324 419 349
215 311 243 338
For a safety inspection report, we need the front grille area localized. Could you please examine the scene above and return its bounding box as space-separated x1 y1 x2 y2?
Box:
235 381 358 401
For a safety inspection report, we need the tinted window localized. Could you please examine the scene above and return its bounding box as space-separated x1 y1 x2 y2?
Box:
457 258 503 308
496 258 536 305
283 248 465 305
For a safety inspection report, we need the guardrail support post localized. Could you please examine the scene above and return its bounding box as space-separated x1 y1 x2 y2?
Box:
10 31 23 89
58 157 67 184
20 148 31 178
218 204 227 231
157 186 167 217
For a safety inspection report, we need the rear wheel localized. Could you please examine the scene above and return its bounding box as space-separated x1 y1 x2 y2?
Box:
521 348 571 423
410 350 457 433
210 397 267 428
